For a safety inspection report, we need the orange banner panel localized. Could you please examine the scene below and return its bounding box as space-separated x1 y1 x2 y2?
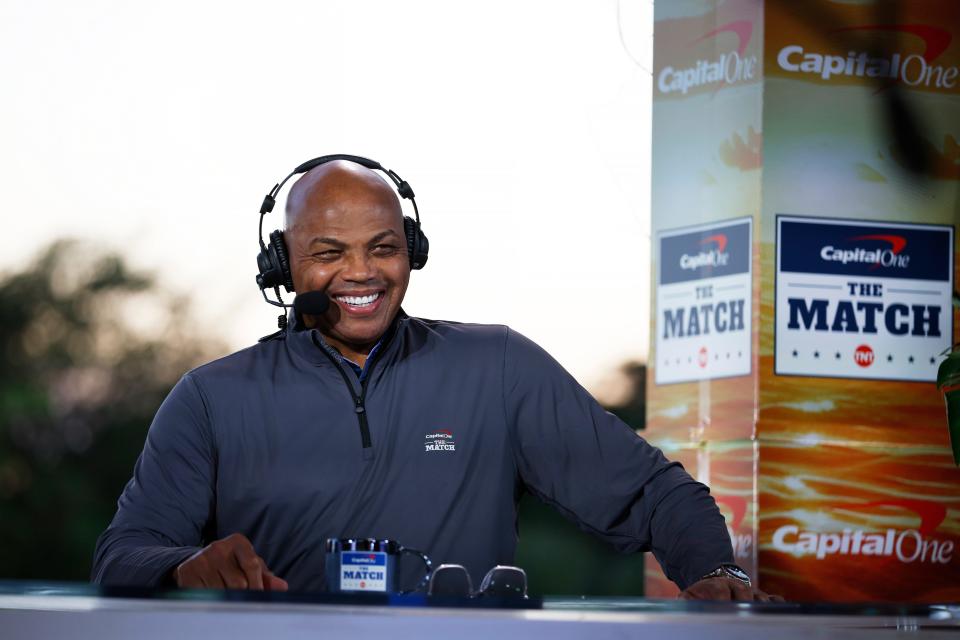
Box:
758 435 960 603
766 1 960 95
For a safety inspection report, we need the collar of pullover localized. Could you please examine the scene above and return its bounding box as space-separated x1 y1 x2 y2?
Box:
283 308 407 371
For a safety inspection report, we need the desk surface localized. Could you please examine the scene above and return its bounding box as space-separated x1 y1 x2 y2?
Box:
1 582 957 639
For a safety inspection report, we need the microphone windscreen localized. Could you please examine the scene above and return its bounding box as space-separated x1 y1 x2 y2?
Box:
293 291 330 316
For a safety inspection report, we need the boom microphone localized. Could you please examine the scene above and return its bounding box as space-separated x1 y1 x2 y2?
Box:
293 291 330 316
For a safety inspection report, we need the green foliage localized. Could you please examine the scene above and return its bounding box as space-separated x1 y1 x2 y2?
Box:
0 241 224 580
515 361 647 596
515 496 647 596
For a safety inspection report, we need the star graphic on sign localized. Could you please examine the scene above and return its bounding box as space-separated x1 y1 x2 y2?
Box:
887 354 893 362
835 352 841 359
813 351 819 358
792 350 798 357
930 357 936 364
908 356 914 363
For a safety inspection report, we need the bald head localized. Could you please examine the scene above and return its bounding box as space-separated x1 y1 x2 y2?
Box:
285 160 402 232
280 159 411 363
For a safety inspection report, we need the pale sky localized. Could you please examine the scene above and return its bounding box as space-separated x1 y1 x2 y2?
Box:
2 0 654 396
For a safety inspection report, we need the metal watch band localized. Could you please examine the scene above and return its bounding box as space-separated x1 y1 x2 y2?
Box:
700 563 752 587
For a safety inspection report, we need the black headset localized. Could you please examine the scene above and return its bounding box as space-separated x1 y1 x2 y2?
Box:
254 154 429 312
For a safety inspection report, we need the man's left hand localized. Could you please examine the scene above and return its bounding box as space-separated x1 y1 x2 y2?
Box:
679 577 784 601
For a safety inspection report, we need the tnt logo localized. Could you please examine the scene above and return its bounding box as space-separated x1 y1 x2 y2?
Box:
854 344 874 367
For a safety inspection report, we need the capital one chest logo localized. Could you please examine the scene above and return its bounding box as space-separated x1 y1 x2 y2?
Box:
424 430 456 453
657 20 759 95
775 216 952 382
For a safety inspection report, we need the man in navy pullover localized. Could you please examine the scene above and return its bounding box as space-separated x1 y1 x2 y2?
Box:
92 160 774 600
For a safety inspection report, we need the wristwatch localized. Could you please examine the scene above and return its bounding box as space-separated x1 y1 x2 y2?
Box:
700 564 752 587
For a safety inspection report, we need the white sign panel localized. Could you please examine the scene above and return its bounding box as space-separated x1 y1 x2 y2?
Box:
655 218 753 385
775 216 953 382
340 551 388 592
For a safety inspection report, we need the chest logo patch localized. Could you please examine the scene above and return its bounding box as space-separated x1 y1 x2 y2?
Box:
424 430 456 452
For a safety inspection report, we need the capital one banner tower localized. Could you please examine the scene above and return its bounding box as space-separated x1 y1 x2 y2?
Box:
646 0 960 602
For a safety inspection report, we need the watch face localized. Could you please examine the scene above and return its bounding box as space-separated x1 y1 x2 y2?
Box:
724 565 750 582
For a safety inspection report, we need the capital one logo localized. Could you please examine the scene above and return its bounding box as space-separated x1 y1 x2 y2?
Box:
819 234 910 270
772 498 954 565
658 21 759 95
680 234 731 271
777 24 958 91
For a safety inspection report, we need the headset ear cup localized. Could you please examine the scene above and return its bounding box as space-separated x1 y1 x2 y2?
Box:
404 217 418 268
404 217 429 270
270 230 295 292
415 229 429 269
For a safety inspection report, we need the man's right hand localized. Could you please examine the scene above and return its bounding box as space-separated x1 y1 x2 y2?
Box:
173 533 289 591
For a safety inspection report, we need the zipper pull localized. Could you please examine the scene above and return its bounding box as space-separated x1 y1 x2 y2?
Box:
355 399 365 414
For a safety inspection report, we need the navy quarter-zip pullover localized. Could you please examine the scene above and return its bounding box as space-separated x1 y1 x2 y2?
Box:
92 314 734 591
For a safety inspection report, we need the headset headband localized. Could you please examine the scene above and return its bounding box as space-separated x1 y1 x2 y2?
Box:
258 154 420 257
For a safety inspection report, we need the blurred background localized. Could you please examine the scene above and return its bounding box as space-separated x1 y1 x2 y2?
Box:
0 1 655 594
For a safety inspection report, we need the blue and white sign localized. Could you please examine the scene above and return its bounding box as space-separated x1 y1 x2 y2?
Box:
655 218 753 384
340 551 388 592
775 215 953 382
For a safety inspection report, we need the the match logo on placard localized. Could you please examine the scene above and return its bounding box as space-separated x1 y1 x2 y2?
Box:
775 216 953 382
340 551 388 592
655 218 752 385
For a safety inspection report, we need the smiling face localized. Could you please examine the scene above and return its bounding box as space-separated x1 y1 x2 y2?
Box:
285 161 410 364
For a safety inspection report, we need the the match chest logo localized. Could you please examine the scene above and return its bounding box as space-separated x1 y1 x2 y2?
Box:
424 430 456 453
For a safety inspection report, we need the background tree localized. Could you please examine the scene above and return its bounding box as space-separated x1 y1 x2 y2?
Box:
0 241 224 580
